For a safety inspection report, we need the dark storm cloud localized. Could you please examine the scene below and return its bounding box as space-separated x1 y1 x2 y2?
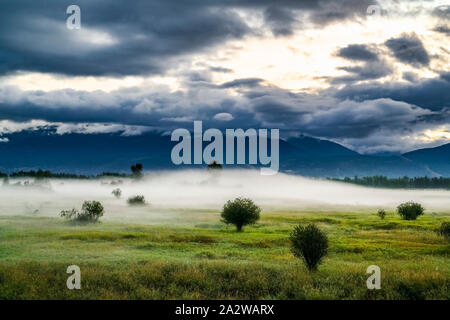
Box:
332 44 391 84
248 86 448 153
434 25 450 35
0 0 379 76
251 98 307 126
331 60 392 84
263 5 298 36
0 0 251 76
0 83 258 130
209 67 233 73
403 72 420 83
220 78 265 89
1 0 447 154
236 84 435 139
309 0 377 26
337 44 379 61
440 72 450 82
385 33 430 67
335 76 450 111
432 5 450 20
1 76 448 154
298 99 433 139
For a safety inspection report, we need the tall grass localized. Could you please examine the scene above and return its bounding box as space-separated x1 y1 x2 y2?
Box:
0 212 449 300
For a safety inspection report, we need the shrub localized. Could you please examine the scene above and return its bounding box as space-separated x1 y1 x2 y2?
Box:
112 188 122 198
60 201 104 223
397 201 424 220
377 209 386 220
127 195 146 206
436 222 450 241
290 224 328 271
221 197 261 232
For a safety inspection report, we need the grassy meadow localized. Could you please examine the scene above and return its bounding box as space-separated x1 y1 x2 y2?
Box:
0 208 449 300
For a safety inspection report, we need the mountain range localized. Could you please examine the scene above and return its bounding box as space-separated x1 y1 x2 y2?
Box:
0 129 448 177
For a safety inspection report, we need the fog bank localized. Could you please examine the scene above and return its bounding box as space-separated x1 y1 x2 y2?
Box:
1 170 449 223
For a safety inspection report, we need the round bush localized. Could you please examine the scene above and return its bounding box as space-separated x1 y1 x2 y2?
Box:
81 201 104 222
221 197 261 232
127 195 146 206
437 222 450 241
397 201 424 220
290 224 328 271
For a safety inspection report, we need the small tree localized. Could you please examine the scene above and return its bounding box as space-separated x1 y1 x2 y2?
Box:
131 163 143 178
208 161 222 170
290 224 328 271
377 209 386 220
397 201 424 220
436 222 450 241
127 195 146 206
112 188 122 199
60 201 104 223
221 197 261 232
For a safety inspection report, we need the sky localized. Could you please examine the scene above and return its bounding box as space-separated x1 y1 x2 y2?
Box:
0 0 449 154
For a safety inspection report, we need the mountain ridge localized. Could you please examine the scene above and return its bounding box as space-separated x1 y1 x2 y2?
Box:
0 129 448 177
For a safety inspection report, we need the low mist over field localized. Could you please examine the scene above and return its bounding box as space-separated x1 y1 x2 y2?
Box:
1 170 449 224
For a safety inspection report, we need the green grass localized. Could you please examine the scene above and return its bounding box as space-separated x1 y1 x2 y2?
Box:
0 210 449 300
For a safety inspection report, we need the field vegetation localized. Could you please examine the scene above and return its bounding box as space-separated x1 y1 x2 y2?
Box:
0 208 448 300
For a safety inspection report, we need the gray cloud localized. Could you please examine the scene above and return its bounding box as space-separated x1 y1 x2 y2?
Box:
332 60 392 84
0 0 379 76
434 25 450 35
332 43 392 83
309 0 377 26
264 5 299 36
219 78 265 89
0 75 448 154
334 75 450 111
0 0 447 154
298 98 432 139
432 5 450 20
209 66 233 73
337 44 379 61
0 1 251 76
385 33 430 67
403 72 420 83
0 83 257 131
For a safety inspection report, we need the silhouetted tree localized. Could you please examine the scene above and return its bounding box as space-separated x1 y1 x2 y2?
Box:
208 161 222 170
131 163 143 178
332 176 450 189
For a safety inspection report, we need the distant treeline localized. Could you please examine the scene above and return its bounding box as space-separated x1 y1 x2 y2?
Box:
0 169 130 179
331 176 450 189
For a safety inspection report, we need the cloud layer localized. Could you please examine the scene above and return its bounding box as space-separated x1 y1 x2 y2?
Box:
0 0 448 154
